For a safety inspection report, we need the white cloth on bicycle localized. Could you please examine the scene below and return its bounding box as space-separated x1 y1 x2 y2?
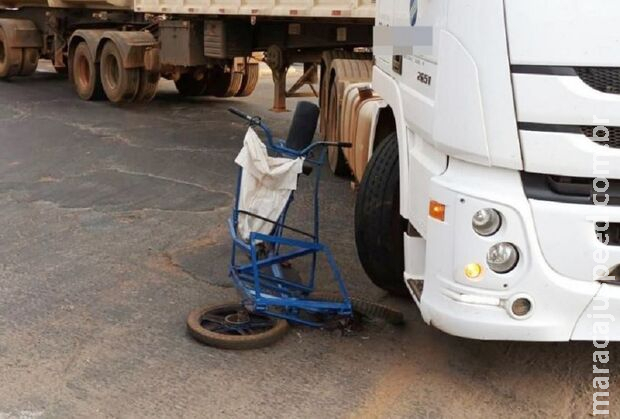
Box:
234 127 304 241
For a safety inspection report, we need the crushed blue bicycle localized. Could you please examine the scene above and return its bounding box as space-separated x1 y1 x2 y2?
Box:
187 102 403 350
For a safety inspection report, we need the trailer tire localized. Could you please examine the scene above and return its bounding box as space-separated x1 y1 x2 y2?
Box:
206 65 242 97
72 42 104 101
19 48 38 76
235 62 259 97
0 28 23 79
100 41 140 104
174 73 207 96
355 132 408 296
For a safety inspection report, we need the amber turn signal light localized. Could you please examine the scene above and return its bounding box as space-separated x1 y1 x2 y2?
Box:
429 200 446 222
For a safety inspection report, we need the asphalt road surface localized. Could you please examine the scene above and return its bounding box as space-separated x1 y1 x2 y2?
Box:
0 61 617 418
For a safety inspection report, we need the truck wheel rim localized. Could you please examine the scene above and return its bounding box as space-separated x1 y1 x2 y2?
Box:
104 54 120 90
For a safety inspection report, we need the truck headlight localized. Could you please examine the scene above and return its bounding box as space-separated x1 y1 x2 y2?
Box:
486 242 519 274
472 208 502 236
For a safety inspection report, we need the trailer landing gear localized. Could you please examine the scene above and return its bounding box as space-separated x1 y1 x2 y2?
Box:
264 45 320 112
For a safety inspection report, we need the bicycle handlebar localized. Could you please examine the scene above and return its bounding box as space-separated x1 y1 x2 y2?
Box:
228 108 352 158
228 107 254 123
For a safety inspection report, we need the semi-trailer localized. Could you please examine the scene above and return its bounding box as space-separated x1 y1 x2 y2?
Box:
0 0 373 108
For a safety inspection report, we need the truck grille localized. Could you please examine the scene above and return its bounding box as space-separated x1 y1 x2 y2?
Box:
575 67 620 94
581 126 620 148
597 222 620 246
521 173 620 206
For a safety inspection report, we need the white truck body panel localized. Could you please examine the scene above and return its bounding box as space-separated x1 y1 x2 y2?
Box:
505 0 620 66
519 129 620 179
513 73 620 127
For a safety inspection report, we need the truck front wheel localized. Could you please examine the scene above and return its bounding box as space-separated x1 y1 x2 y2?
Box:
355 132 408 296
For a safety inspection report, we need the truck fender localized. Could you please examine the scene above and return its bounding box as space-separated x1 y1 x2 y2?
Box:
68 29 107 63
319 50 371 139
0 18 42 48
99 31 159 69
371 106 396 153
325 58 373 139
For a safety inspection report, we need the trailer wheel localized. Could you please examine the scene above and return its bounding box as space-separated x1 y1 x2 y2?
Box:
235 62 259 97
72 42 104 101
19 48 39 76
174 73 207 96
355 132 408 296
100 41 140 104
0 28 22 79
206 65 243 97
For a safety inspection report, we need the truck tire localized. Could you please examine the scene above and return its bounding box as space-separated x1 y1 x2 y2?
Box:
355 132 408 296
19 48 39 76
174 73 207 96
100 41 140 104
206 65 242 97
0 28 22 79
235 62 259 97
326 80 351 176
135 68 159 103
72 42 104 101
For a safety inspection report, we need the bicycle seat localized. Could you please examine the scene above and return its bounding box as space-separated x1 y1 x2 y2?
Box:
285 101 320 151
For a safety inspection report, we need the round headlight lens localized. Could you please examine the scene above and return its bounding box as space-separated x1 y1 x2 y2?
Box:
486 242 519 274
472 208 502 236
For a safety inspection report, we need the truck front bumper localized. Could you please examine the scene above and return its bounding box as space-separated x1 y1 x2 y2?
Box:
413 159 619 341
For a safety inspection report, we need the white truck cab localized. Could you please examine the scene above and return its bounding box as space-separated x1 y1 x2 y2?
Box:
325 0 620 341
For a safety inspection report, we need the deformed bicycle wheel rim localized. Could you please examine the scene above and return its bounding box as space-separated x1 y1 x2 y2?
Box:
187 302 290 350
311 292 405 325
